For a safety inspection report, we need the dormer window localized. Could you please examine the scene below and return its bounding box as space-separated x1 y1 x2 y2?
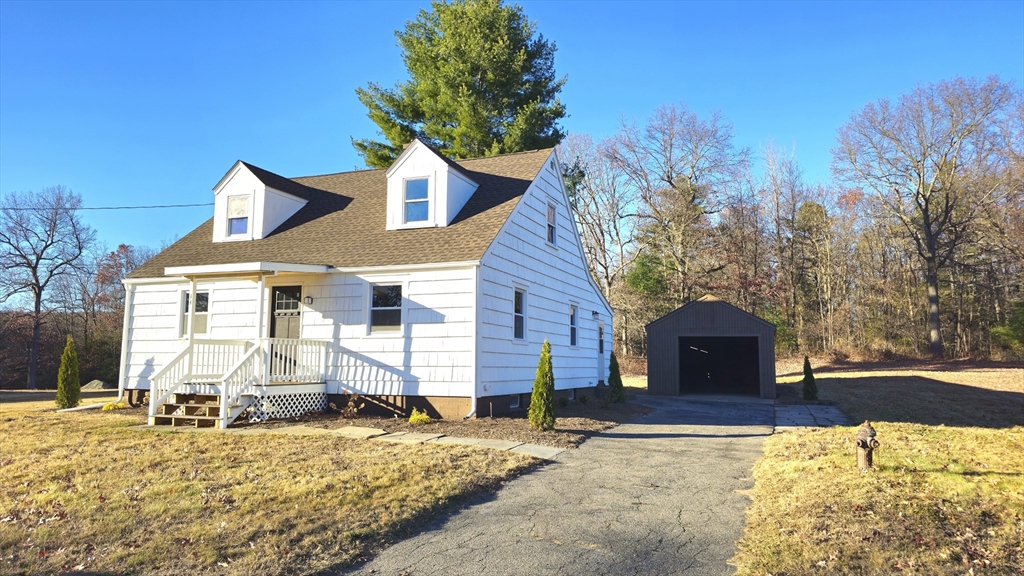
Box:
404 178 429 223
227 196 249 236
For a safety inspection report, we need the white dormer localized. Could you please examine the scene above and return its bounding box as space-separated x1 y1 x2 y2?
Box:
385 139 479 230
211 161 308 243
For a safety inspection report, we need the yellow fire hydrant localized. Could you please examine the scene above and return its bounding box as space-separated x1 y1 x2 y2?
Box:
856 420 879 471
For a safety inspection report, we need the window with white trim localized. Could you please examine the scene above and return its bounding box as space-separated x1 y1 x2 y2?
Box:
181 291 209 336
404 178 429 223
598 322 604 354
227 196 249 235
513 288 526 340
371 284 402 332
546 202 557 244
569 304 578 346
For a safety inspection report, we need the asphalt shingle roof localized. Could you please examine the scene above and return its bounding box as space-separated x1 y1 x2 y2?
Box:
128 148 552 279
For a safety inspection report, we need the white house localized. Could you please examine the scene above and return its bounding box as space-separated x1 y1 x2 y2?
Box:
120 140 612 427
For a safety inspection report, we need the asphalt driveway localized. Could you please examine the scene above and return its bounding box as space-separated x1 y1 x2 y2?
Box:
343 395 775 576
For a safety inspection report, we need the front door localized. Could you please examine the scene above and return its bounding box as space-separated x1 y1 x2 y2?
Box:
269 286 301 379
270 286 302 339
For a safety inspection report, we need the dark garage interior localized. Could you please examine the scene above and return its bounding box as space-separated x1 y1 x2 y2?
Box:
678 336 760 395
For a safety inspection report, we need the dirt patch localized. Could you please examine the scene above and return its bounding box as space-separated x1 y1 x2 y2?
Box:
237 401 653 450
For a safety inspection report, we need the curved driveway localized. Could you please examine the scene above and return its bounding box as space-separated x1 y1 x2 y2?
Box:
343 395 775 576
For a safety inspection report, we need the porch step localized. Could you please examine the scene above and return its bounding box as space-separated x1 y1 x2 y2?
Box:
152 414 219 428
152 392 252 428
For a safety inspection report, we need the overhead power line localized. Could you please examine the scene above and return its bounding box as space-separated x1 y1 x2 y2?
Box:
4 202 214 211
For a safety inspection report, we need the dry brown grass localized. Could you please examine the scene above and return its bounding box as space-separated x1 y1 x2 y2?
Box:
0 397 537 575
733 363 1024 575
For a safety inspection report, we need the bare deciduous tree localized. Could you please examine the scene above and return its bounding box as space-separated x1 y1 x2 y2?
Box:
0 186 95 389
833 76 1019 358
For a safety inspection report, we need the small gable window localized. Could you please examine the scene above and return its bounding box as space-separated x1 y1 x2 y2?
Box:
371 284 402 332
227 196 249 235
546 202 557 245
404 178 429 223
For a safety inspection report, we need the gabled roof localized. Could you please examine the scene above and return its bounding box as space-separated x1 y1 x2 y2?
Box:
128 148 553 279
645 294 777 331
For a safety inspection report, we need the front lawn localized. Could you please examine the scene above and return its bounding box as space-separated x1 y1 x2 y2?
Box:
732 362 1024 575
0 398 538 575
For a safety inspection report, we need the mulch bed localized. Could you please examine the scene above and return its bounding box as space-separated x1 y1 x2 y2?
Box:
237 400 653 450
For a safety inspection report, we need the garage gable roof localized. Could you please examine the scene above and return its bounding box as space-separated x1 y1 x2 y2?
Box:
645 295 776 331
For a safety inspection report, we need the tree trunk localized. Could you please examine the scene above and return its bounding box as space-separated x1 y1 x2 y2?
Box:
28 290 42 390
925 258 944 359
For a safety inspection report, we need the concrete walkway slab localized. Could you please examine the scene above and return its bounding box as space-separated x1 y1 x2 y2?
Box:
378 432 445 444
343 395 773 576
475 439 524 451
510 444 564 460
427 436 484 446
331 426 388 439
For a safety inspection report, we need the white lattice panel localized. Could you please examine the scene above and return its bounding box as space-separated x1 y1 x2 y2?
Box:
247 392 327 422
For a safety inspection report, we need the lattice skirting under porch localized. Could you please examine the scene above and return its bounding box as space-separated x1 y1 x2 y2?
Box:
247 391 328 422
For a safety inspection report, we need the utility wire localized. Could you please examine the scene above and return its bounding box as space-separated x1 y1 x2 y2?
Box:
5 202 214 211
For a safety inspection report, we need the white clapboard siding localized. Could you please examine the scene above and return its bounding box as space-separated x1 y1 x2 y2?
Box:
478 152 612 397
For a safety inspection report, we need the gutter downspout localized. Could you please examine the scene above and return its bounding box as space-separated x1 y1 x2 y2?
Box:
465 263 480 419
58 282 136 412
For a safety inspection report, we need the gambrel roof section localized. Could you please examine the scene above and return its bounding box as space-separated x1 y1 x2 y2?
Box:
128 148 553 278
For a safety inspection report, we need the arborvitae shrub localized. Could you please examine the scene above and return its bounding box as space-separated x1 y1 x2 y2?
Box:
608 351 625 403
802 356 818 401
55 335 80 409
528 340 556 431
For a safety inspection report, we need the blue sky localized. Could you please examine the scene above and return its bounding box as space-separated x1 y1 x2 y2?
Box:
2 0 1021 252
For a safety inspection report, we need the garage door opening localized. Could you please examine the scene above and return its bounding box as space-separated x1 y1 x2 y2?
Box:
678 336 760 395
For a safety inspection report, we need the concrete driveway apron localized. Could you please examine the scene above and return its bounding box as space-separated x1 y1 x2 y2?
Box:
343 395 774 576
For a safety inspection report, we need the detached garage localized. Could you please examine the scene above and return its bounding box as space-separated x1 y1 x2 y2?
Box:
646 295 776 399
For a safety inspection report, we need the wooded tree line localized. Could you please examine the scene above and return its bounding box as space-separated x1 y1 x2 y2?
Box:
563 76 1023 360
0 186 153 389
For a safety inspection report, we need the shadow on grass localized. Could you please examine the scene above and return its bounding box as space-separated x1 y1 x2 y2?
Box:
324 459 550 576
818 374 1024 429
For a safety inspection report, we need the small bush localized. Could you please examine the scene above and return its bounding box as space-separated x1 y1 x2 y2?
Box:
557 396 569 409
55 335 80 409
802 356 818 400
102 402 127 411
331 391 365 418
408 407 432 425
528 340 556 431
608 351 625 403
579 393 588 405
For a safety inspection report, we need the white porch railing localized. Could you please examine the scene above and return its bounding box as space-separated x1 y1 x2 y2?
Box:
148 338 328 427
264 337 328 383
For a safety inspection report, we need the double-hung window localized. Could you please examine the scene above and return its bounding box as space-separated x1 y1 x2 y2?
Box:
546 202 557 245
513 289 526 340
404 178 429 223
371 285 402 332
598 322 604 354
569 305 578 346
227 196 249 236
181 290 209 336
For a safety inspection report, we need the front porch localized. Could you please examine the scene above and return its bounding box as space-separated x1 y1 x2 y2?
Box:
148 338 328 428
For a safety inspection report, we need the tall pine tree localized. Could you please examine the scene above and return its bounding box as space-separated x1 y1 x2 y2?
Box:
353 0 566 167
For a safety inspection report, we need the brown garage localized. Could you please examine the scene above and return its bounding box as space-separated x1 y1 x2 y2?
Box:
645 295 776 399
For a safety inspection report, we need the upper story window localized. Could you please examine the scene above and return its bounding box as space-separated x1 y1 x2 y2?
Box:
513 288 526 340
404 178 429 223
371 284 402 332
546 202 557 245
227 196 249 235
569 305 578 346
181 290 209 336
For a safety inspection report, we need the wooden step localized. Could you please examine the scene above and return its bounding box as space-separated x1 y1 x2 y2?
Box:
172 393 220 405
152 415 219 428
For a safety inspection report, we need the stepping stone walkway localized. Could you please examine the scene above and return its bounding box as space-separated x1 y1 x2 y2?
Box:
135 423 565 460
